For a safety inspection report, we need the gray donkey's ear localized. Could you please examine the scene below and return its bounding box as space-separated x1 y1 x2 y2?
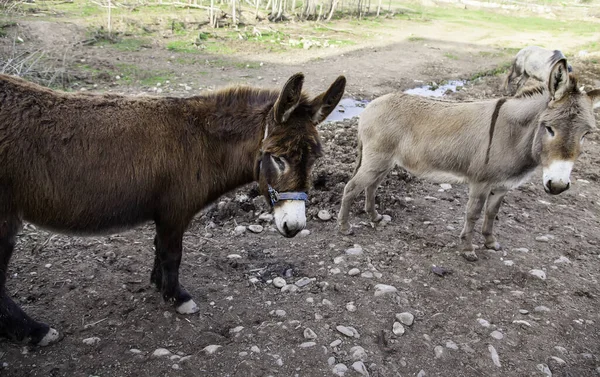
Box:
548 59 570 101
587 89 600 109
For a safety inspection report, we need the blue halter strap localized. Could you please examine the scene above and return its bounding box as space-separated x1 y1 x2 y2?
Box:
267 185 308 206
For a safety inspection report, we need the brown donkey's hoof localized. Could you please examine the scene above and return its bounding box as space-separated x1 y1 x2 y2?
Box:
461 251 479 262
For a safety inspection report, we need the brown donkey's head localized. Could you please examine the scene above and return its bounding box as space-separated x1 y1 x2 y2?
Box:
257 73 346 237
533 59 600 195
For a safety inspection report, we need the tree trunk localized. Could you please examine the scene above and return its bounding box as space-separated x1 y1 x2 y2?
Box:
376 0 381 16
326 0 338 20
232 0 237 25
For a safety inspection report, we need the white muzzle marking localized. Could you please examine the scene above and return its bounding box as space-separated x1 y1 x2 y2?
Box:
543 160 573 192
273 200 306 237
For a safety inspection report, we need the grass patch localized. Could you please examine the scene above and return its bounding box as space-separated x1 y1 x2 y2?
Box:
444 52 458 60
470 61 512 80
408 36 424 42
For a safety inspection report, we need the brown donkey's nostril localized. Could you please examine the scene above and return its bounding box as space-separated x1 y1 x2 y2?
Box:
282 222 300 238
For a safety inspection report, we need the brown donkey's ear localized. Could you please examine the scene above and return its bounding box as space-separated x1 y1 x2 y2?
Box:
274 73 305 123
587 89 600 109
310 75 346 124
548 59 570 101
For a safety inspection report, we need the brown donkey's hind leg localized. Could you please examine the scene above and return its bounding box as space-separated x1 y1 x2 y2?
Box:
0 196 59 346
482 188 507 251
459 183 490 262
151 218 199 314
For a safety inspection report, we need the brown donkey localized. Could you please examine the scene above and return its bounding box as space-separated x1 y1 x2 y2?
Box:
338 59 599 261
0 72 346 346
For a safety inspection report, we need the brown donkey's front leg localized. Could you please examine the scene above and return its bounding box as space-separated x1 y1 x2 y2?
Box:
482 189 508 251
459 184 489 262
0 208 59 346
152 222 199 314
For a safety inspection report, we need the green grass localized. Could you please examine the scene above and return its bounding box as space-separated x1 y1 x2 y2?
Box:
444 52 458 60
470 61 512 80
407 36 424 42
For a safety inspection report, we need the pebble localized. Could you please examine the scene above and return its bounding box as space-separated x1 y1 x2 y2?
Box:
328 356 336 366
352 361 369 376
251 346 260 353
477 318 491 328
554 256 570 264
332 363 348 376
299 229 310 237
374 284 397 296
248 224 264 233
330 268 342 275
350 346 367 361
130 349 142 354
318 210 332 221
504 260 514 266
281 284 299 293
513 248 529 253
417 371 426 377
529 269 546 280
274 309 286 317
537 363 552 376
227 254 242 259
234 225 247 235
392 322 405 335
44 263 52 268
276 358 283 366
550 356 566 365
446 340 458 350
273 277 287 288
440 183 452 190
330 339 342 348
295 277 314 287
554 346 567 354
336 325 360 338
490 330 504 340
230 326 244 333
203 345 222 354
299 341 316 348
434 346 444 358
513 320 532 328
361 271 374 278
152 348 172 358
519 309 529 314
381 214 392 222
333 256 345 264
345 245 363 255
396 312 414 326
534 306 551 312
346 302 357 312
535 236 549 242
172 364 180 370
348 268 360 276
82 337 101 346
304 328 317 339
489 345 501 367
258 213 273 222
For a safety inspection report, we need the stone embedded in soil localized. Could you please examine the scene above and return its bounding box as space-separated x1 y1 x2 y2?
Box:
352 361 369 376
519 309 529 315
304 328 317 339
273 309 286 317
554 256 570 264
328 357 336 366
504 260 515 266
550 356 566 365
396 312 414 326
299 229 310 237
478 318 491 328
381 214 392 222
489 345 501 367
332 363 348 376
374 284 397 296
392 322 405 336
258 213 273 222
281 284 299 293
434 346 444 358
330 339 342 348
446 340 458 350
513 248 529 253
534 306 551 312
299 341 316 348
130 349 142 354
248 224 264 233
234 225 247 235
251 346 260 353
417 371 426 377
513 320 532 328
295 277 314 287
350 346 367 361
203 345 222 355
535 236 550 242
537 363 552 376
227 254 242 259
172 364 180 370
82 337 100 346
346 302 357 312
490 331 504 340
440 183 452 190
334 256 345 264
330 268 342 275
152 348 172 358
345 245 363 255
348 268 360 276
337 325 360 338
529 269 547 280
273 277 287 288
361 271 374 278
318 210 332 221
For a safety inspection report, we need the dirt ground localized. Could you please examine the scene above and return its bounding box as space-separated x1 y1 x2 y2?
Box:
1 13 600 377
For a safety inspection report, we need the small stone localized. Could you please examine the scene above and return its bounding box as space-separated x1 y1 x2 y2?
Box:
396 312 414 326
251 346 260 353
534 306 551 312
44 263 52 268
304 328 317 339
513 248 529 253
348 268 360 276
489 345 501 367
417 371 426 377
203 345 222 354
332 363 348 376
130 349 142 354
352 361 369 376
535 236 549 242
550 356 566 365
537 363 552 376
392 322 405 336
333 256 345 264
234 225 247 235
82 337 100 346
478 318 491 328
504 260 514 266
295 277 313 287
299 229 310 237
258 213 273 222
336 325 359 338
328 356 336 366
490 331 504 340
554 346 567 354
374 284 397 296
360 271 374 278
529 269 546 280
172 364 180 370
346 302 357 312
248 224 264 233
554 256 570 264
299 341 316 348
350 346 367 361
273 277 286 288
330 339 342 348
446 340 458 350
230 326 244 333
440 183 452 190
318 210 332 221
227 254 242 259
381 214 392 222
513 320 532 327
330 268 342 275
276 358 283 366
519 309 529 314
274 309 286 317
434 346 444 358
281 284 299 293
345 245 363 255
152 348 172 357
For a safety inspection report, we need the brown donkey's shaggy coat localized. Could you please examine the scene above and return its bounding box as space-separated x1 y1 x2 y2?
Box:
0 72 346 345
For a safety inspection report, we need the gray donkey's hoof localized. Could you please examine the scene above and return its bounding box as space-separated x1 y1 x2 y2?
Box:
338 222 354 235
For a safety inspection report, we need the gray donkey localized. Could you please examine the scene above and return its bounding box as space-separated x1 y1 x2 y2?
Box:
338 59 600 261
504 45 572 95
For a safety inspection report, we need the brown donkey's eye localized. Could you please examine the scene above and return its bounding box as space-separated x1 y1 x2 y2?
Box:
271 155 287 171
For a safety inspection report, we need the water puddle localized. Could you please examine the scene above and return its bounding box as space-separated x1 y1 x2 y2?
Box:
325 79 467 122
403 80 466 97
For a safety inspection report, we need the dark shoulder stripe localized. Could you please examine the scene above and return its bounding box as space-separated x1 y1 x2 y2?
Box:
484 98 507 165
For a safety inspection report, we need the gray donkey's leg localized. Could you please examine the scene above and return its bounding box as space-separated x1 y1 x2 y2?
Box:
460 183 490 261
338 152 392 235
514 72 529 94
364 169 392 223
482 188 508 251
